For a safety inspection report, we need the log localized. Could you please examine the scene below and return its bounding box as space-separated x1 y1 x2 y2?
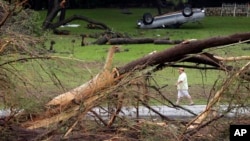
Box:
154 39 182 44
92 36 109 45
108 37 174 45
116 32 250 75
109 38 155 45
152 53 224 72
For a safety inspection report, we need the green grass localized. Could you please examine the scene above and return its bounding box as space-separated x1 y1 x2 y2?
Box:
2 8 249 108
39 8 250 88
39 8 250 37
38 8 250 55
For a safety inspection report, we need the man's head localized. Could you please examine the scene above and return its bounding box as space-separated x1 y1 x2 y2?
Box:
178 67 184 73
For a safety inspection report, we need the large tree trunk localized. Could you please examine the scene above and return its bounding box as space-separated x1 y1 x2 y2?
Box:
21 32 250 129
42 1 110 30
116 32 250 74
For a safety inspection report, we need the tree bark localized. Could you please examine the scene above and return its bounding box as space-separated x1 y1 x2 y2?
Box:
108 37 179 45
116 32 250 75
108 38 166 45
47 15 111 30
109 38 156 45
154 39 182 44
42 1 111 31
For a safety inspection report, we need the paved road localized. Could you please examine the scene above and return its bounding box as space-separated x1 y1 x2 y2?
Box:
0 109 11 118
91 105 206 118
1 105 249 119
89 105 250 119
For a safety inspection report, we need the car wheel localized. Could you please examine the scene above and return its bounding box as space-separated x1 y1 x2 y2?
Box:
142 13 154 25
182 5 193 17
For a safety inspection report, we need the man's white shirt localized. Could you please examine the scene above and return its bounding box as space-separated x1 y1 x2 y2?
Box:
177 72 188 90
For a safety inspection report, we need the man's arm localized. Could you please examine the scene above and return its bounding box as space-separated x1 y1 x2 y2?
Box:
176 80 183 86
176 74 185 86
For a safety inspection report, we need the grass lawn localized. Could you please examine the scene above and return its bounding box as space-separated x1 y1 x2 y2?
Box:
37 8 250 61
2 8 250 108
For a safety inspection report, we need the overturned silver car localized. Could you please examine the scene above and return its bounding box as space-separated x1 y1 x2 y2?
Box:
137 5 205 28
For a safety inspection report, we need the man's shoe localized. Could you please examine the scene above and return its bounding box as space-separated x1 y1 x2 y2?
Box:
189 103 194 106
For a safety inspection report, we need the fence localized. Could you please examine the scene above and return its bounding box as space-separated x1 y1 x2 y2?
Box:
221 3 250 17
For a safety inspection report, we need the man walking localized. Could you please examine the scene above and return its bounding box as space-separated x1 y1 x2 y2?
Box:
175 67 194 105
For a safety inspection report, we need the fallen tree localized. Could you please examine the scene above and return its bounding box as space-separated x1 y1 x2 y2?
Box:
79 33 183 45
20 32 250 134
108 37 182 45
43 0 111 31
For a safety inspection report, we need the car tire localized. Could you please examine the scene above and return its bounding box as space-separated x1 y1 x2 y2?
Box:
142 13 154 25
182 5 193 17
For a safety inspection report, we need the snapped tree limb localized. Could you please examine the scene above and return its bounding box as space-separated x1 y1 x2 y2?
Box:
116 32 250 74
